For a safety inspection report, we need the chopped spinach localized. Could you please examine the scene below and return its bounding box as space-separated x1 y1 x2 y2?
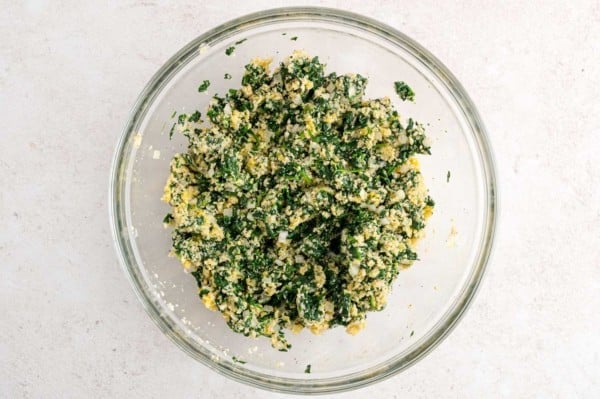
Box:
394 81 415 101
162 52 433 351
198 80 211 92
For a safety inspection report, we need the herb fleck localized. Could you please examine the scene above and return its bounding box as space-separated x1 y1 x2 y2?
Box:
225 46 235 56
224 73 232 80
394 81 415 101
188 110 201 122
446 170 451 183
304 364 312 374
290 36 298 41
234 38 247 45
232 356 246 364
410 330 414 337
168 123 176 139
198 80 211 92
163 213 174 225
170 110 177 118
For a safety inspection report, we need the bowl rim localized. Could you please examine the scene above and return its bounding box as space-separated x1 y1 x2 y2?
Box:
109 6 497 394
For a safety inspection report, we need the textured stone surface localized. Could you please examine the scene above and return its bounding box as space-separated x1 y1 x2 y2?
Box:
1 1 599 397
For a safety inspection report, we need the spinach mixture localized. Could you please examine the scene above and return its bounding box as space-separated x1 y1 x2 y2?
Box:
162 51 434 350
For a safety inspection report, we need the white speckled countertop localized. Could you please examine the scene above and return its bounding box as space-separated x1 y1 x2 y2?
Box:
1 1 599 398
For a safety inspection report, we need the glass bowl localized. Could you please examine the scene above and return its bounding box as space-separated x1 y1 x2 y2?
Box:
109 7 496 394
